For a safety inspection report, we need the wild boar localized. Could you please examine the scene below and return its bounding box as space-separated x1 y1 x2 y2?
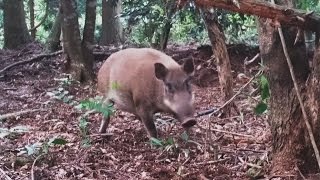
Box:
97 48 196 138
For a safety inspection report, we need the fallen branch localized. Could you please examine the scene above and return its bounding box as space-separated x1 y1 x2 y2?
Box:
195 69 263 117
0 50 63 74
0 168 12 180
0 109 45 121
274 0 320 171
211 128 253 138
193 157 231 166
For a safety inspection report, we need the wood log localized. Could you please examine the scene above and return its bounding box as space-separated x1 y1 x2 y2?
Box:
179 0 320 32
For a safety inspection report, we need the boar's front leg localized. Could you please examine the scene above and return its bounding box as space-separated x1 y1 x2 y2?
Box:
136 106 157 138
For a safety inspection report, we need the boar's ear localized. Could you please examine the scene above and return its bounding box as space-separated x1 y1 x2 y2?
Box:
154 63 168 80
182 58 194 75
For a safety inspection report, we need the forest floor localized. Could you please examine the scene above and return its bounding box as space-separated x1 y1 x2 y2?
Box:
0 42 274 180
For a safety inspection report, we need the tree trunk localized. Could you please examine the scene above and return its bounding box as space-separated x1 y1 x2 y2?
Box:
201 9 234 116
3 0 31 49
81 0 96 77
61 0 93 82
46 7 62 52
160 0 177 50
28 0 36 39
100 0 123 45
257 0 320 175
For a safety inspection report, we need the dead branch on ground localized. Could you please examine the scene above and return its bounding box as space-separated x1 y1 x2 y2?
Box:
0 50 63 74
0 109 46 121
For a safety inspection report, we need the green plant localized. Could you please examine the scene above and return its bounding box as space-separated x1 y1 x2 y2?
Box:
77 96 115 118
79 117 91 147
254 74 270 114
18 136 68 157
46 75 78 105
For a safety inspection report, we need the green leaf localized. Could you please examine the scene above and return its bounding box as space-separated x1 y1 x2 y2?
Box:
181 131 189 142
260 75 270 100
49 138 68 145
254 102 268 114
150 137 163 146
166 137 174 145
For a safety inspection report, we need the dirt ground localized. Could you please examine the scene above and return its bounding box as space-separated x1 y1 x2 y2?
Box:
0 43 273 180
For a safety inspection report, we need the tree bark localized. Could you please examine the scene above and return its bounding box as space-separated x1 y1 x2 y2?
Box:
3 0 31 49
160 0 177 50
46 7 62 52
100 0 123 45
61 0 93 82
179 0 320 32
81 0 97 78
201 9 233 116
28 0 36 39
257 0 320 174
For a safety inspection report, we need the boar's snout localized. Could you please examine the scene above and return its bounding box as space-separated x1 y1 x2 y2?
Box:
181 117 196 128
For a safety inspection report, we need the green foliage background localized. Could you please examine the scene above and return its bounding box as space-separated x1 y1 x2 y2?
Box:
0 0 319 48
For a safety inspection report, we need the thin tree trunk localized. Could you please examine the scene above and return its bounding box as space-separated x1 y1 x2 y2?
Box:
160 0 177 50
81 0 96 76
201 9 233 116
3 0 31 49
100 0 123 45
28 0 36 39
46 7 62 52
61 0 93 82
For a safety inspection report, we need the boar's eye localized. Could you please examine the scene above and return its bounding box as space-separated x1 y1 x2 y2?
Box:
165 83 174 93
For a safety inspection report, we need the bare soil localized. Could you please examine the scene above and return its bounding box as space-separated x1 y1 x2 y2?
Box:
0 43 273 180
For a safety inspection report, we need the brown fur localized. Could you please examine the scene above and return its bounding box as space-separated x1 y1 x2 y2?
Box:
97 48 195 138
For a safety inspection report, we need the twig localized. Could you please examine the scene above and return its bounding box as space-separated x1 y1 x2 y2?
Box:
0 109 46 121
0 50 63 74
238 157 262 169
90 133 113 137
276 13 320 171
196 69 263 117
244 53 260 65
31 154 44 180
193 157 231 166
211 128 253 138
0 168 12 180
295 164 306 180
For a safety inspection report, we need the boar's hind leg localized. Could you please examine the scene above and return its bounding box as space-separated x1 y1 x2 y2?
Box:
99 99 113 133
136 107 157 138
99 116 110 133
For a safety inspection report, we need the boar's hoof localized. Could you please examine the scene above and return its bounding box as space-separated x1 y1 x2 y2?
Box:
181 118 196 128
